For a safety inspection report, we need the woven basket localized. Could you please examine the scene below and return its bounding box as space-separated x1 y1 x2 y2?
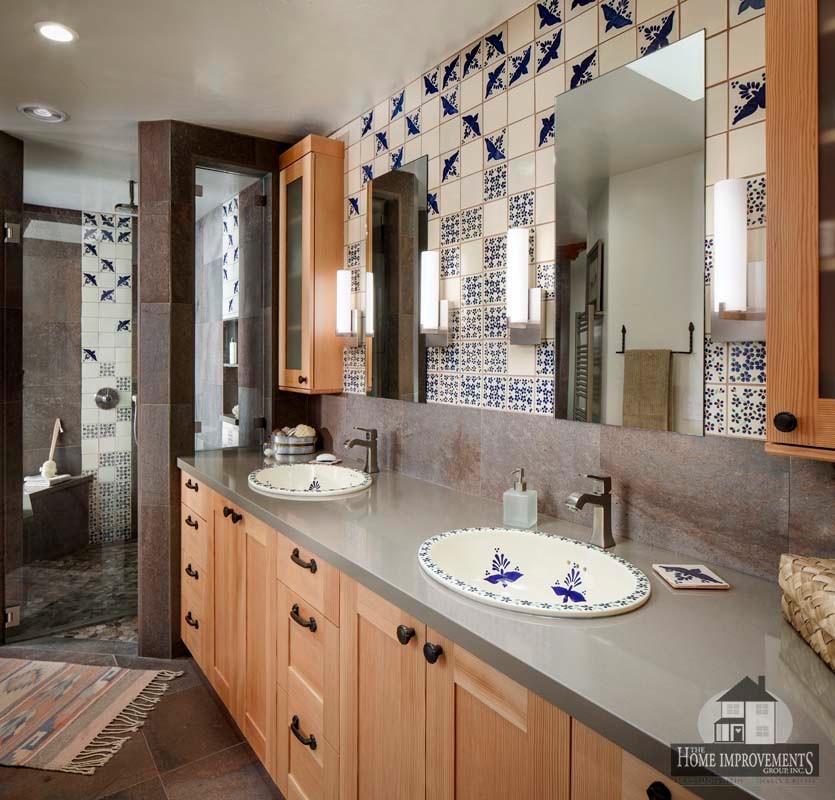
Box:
779 553 835 673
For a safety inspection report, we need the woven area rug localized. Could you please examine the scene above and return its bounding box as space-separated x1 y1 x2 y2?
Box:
0 657 180 775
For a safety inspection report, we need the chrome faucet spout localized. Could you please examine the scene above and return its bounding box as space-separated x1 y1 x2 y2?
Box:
565 475 615 549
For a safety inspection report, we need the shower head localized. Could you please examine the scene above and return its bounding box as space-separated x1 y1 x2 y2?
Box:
114 179 138 217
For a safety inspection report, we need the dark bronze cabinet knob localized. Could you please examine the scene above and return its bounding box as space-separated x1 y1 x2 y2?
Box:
298 375 308 384
423 642 443 664
646 781 671 800
396 625 416 645
773 412 798 433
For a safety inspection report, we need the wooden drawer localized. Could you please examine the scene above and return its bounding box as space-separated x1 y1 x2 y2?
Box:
181 577 206 667
180 470 212 520
180 504 209 568
622 751 700 800
277 688 339 800
180 542 207 609
277 538 339 625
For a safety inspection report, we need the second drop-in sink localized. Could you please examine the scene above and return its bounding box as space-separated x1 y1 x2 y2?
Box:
248 463 372 501
418 527 651 618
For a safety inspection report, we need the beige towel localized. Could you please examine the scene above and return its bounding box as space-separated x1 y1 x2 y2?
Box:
622 349 672 431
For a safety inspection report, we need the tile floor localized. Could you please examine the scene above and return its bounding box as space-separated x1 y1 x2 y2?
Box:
0 631 281 800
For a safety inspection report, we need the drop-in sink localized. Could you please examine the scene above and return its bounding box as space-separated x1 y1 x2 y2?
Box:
248 463 372 501
418 527 650 618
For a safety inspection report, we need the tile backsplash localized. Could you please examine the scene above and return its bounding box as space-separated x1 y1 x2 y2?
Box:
330 0 767 437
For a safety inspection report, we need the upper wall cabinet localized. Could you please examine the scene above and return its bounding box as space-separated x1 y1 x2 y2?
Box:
766 0 835 459
278 135 345 394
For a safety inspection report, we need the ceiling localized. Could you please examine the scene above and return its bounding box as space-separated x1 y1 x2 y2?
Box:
0 0 523 211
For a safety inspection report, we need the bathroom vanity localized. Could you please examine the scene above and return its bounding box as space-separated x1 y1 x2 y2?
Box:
178 450 835 800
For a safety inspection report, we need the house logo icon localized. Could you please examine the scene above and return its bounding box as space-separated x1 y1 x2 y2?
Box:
712 675 779 745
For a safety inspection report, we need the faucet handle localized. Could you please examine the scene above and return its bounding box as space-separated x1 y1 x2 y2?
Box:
355 427 377 440
585 474 612 495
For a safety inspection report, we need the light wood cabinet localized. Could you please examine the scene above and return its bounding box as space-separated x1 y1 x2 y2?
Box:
766 0 835 459
278 134 345 395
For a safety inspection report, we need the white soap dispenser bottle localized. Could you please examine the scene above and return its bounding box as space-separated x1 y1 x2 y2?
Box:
503 468 538 529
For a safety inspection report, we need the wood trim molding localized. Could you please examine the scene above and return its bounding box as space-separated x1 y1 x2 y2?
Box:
764 442 835 463
279 134 345 170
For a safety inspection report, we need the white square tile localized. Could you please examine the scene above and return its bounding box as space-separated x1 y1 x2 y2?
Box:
637 0 675 23
461 73 483 111
441 275 460 303
484 198 508 236
728 16 765 77
508 115 535 158
728 122 765 177
565 8 598 60
404 138 422 163
483 94 508 134
599 29 637 74
508 344 536 375
360 135 375 163
440 118 460 153
347 167 361 195
706 32 727 86
441 181 461 214
422 126 440 158
535 221 555 261
461 140 483 176
706 82 728 136
705 133 727 185
374 100 388 129
705 184 714 236
535 146 555 186
405 79 422 112
422 97 440 130
461 238 483 274
535 64 565 111
348 142 361 171
389 117 405 148
428 218 440 249
461 172 483 208
508 153 536 194
508 80 535 123
535 183 555 223
508 4 535 52
428 156 440 189
681 0 727 37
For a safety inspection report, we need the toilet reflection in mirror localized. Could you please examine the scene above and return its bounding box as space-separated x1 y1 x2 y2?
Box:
554 32 706 435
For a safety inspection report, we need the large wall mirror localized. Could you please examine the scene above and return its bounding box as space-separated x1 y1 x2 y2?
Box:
365 156 428 401
554 32 705 435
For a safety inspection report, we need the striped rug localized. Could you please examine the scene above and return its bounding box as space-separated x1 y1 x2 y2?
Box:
0 657 180 775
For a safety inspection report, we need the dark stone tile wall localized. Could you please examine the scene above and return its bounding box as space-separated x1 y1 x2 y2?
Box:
310 392 835 580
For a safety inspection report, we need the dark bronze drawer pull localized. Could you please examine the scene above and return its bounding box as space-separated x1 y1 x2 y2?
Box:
646 782 671 800
222 506 242 524
396 625 416 645
290 715 317 750
185 563 199 580
185 478 198 491
185 611 199 629
290 603 317 632
423 642 443 664
290 547 317 573
185 515 199 529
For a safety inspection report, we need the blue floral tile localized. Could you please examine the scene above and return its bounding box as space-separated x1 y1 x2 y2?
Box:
438 374 460 404
483 340 508 373
391 147 404 170
600 0 634 40
462 112 481 142
344 370 365 394
730 70 766 128
406 109 421 137
347 242 362 268
449 308 461 340
728 341 766 384
424 66 440 97
362 163 374 186
482 376 508 409
483 269 506 305
391 90 405 120
442 87 459 118
508 377 535 412
484 234 507 269
704 237 714 284
485 129 507 163
375 130 389 154
460 341 482 372
459 307 483 339
536 340 556 375
484 164 507 201
704 384 727 435
728 385 766 439
460 374 482 406
536 28 563 74
350 268 361 292
442 150 461 182
442 53 461 89
426 347 441 371
704 335 727 383
536 1 562 31
361 111 374 137
509 191 535 227
344 345 366 372
428 191 439 217
483 305 508 339
462 41 482 78
638 9 677 57
461 274 483 306
484 60 507 99
538 112 556 148
441 246 460 278
747 175 766 227
508 46 533 88
461 207 483 240
536 263 556 299
535 378 555 415
483 27 507 65
568 49 598 89
348 196 360 218
440 343 460 372
426 372 439 402
441 212 460 245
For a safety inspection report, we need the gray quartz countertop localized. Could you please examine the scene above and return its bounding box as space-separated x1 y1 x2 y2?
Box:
179 449 835 800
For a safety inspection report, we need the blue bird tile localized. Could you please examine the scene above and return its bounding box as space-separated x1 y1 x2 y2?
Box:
462 41 481 78
361 111 373 137
508 46 533 87
536 28 563 73
406 109 421 137
391 90 405 120
537 0 562 30
375 131 388 154
423 67 440 96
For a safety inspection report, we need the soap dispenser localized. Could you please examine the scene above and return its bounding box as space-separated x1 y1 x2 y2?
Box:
503 468 537 529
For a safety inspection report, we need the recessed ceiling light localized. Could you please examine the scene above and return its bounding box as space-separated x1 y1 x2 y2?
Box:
34 21 78 43
17 104 69 124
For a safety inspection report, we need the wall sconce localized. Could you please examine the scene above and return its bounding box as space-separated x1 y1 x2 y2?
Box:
711 179 765 342
336 269 369 347
420 250 450 346
506 227 543 345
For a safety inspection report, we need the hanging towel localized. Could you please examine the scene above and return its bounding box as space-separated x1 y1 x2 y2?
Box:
622 349 672 431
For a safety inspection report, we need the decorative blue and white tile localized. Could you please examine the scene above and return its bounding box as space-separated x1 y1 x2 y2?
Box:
568 48 598 89
440 343 460 372
536 262 556 298
391 147 404 170
83 212 98 227
536 340 556 375
391 89 405 120
449 308 461 340
99 214 114 229
423 66 440 97
428 191 440 218
83 243 98 258
442 149 461 182
508 377 535 412
83 271 98 287
361 111 374 137
600 0 634 41
731 0 765 26
426 372 439 402
347 242 362 268
537 112 556 148
704 384 727 435
441 246 461 278
704 335 728 383
508 46 534 88
99 289 116 303
82 347 98 362
535 377 555 415
375 130 389 154
483 340 508 373
83 227 99 242
483 26 507 66
462 111 482 142
460 307 483 339
536 0 563 31
442 87 459 118
483 269 507 305
728 340 766 384
442 53 461 90
461 206 483 240
344 369 365 394
638 9 677 57
350 268 361 292
460 374 483 406
747 175 766 227
482 376 508 409
441 212 460 245
116 229 131 244
99 228 115 243
483 305 508 339
438 374 460 405
704 237 714 284
730 70 765 128
117 216 131 229
461 274 483 306
484 60 507 99
462 41 482 78
361 163 374 186
728 385 766 438
509 191 535 227
460 341 482 373
484 234 507 269
535 28 564 75
426 346 441 371
343 344 365 372
348 196 360 218
483 164 508 202
406 108 421 137
485 129 507 163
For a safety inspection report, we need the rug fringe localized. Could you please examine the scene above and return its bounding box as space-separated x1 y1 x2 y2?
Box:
60 670 183 776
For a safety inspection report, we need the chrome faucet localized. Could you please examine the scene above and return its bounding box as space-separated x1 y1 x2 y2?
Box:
565 474 615 549
343 427 379 474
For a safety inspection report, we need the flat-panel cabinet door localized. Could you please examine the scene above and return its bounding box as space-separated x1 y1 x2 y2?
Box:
425 629 570 800
339 577 426 800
